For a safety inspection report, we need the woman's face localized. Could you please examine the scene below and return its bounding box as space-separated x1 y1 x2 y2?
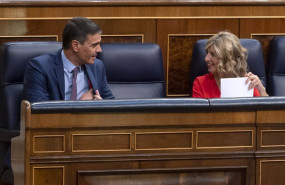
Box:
205 45 219 75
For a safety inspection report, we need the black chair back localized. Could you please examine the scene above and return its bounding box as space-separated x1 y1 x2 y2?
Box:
97 43 165 99
0 41 62 184
267 36 285 96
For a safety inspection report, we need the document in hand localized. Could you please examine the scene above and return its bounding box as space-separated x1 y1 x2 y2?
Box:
221 77 253 98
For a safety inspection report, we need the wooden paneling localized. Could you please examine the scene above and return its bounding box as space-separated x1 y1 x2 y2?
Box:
4 0 285 7
2 5 285 18
240 19 285 70
102 34 143 43
257 128 285 151
135 132 193 150
0 36 57 45
33 166 64 185
261 130 285 147
256 110 285 124
240 19 285 38
73 158 253 185
0 19 154 43
167 34 212 95
78 168 245 185
30 111 255 128
12 104 262 185
33 135 65 153
197 130 253 149
16 99 285 185
95 19 156 43
72 133 131 152
0 20 67 40
259 160 285 185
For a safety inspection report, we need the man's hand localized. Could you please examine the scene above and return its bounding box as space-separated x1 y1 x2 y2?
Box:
80 88 94 100
93 90 102 100
80 89 102 100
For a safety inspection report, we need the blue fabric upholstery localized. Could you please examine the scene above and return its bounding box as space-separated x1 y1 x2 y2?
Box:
189 39 266 96
0 41 62 184
267 36 285 96
97 43 165 99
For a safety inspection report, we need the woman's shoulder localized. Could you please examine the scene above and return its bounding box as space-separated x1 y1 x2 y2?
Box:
196 73 214 81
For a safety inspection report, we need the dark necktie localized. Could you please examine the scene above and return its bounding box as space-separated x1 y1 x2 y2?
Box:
70 67 79 100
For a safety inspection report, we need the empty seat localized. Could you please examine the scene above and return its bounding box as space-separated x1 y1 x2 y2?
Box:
267 36 285 96
0 41 62 184
97 43 165 99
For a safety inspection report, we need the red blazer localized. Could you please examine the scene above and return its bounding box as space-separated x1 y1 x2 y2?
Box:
192 73 260 98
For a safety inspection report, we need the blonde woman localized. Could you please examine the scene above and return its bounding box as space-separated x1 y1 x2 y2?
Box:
192 31 268 98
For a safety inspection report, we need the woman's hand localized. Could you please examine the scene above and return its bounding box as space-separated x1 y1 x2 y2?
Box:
245 72 268 96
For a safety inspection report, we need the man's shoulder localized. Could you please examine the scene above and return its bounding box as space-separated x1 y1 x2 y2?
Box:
32 52 59 63
94 58 104 65
29 50 61 67
88 58 104 69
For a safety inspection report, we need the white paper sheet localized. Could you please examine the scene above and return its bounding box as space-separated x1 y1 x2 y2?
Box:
220 77 253 98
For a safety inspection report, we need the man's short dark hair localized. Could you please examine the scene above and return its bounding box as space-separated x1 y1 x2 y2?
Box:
62 17 102 49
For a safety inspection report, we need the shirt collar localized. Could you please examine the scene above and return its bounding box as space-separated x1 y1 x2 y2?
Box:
61 50 82 73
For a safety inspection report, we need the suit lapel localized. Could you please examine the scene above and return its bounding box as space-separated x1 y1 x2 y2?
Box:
54 50 65 99
85 64 98 91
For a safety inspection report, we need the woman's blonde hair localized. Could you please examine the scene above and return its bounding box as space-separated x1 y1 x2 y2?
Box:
206 31 248 78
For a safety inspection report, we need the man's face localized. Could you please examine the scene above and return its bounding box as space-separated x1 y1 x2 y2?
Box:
76 33 102 65
205 45 219 75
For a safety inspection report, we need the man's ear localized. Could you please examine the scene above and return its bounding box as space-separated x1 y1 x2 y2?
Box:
71 40 80 52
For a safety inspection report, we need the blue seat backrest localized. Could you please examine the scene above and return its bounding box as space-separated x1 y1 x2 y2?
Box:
0 41 62 184
267 36 285 96
0 41 62 130
189 39 266 96
97 43 165 99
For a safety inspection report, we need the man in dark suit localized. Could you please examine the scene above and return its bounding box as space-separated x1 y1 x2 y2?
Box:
24 17 114 102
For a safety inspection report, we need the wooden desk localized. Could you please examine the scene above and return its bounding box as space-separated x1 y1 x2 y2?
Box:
11 98 285 185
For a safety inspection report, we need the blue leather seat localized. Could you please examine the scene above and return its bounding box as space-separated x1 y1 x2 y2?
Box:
189 39 266 96
97 43 165 99
0 41 62 184
267 36 285 96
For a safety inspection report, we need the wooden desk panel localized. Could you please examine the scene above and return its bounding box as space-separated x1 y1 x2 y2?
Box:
30 111 255 128
11 100 285 185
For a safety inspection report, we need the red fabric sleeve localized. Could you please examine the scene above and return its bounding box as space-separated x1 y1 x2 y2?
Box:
192 78 203 98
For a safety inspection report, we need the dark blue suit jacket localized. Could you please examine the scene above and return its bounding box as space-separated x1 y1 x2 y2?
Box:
24 49 114 102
